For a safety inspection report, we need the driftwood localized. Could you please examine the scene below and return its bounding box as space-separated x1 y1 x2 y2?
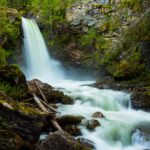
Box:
35 81 48 103
35 81 59 114
22 97 33 103
40 99 60 114
33 93 62 131
33 93 47 113
3 102 13 110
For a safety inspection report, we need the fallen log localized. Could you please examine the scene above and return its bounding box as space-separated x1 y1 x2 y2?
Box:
33 93 47 113
35 81 48 103
33 93 62 131
35 81 59 114
40 99 60 114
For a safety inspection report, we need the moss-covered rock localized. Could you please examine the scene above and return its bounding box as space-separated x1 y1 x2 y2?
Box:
0 130 31 150
0 91 48 144
131 86 150 111
36 131 92 150
86 119 100 131
0 64 27 100
56 115 83 125
63 124 82 136
92 111 105 119
27 79 73 104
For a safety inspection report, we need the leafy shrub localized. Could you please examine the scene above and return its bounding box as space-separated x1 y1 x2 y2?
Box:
114 52 145 80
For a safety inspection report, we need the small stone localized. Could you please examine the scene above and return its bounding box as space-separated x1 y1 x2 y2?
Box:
92 112 105 118
86 119 100 130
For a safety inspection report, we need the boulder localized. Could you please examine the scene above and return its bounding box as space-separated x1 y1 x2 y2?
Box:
63 124 82 136
0 130 31 150
0 91 47 144
86 119 100 131
0 64 27 89
131 86 150 111
46 90 74 104
77 138 95 149
56 115 84 136
56 115 84 125
36 131 92 150
27 79 73 104
92 111 104 118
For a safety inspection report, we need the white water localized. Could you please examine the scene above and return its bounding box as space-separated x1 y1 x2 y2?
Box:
22 18 150 150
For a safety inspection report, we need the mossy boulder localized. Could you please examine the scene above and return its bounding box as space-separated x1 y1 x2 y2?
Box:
46 90 74 104
0 91 47 143
131 86 150 111
0 64 27 88
56 115 83 125
92 111 105 119
86 119 100 131
0 130 31 150
63 124 82 136
27 79 73 104
36 131 92 150
77 138 95 149
0 64 28 100
56 115 84 136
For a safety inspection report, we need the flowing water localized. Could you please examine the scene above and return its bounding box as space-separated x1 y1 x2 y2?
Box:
22 18 150 150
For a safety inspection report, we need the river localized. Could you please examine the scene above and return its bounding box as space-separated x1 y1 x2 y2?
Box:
22 17 150 150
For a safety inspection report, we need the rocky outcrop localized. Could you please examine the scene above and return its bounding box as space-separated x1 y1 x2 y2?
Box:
0 64 27 89
0 91 47 144
27 79 74 104
0 130 31 150
36 131 92 150
131 86 150 111
77 138 95 149
56 115 84 136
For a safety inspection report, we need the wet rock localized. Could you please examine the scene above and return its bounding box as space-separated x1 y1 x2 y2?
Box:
92 111 104 118
27 79 73 104
36 131 92 150
77 138 95 149
56 115 84 125
27 79 53 96
132 123 150 149
0 130 31 150
131 86 150 111
0 92 47 143
63 124 82 136
86 119 100 131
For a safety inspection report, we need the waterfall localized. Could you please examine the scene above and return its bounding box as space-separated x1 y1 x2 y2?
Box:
22 17 65 82
22 17 150 150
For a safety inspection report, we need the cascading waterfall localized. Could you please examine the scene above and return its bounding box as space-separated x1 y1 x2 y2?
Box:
22 17 65 82
22 17 150 150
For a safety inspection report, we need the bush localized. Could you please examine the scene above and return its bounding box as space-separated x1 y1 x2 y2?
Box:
114 52 145 80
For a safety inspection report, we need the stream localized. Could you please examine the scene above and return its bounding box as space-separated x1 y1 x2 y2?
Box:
21 17 150 150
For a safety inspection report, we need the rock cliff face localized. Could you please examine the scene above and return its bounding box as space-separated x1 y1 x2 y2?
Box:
50 0 150 71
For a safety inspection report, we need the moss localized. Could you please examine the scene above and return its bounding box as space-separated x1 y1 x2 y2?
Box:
0 98 42 115
92 4 102 8
99 21 108 31
114 52 145 80
0 82 26 100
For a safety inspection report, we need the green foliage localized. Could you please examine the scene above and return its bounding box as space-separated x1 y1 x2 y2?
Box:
0 48 9 65
114 52 145 79
0 0 21 65
0 82 26 100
